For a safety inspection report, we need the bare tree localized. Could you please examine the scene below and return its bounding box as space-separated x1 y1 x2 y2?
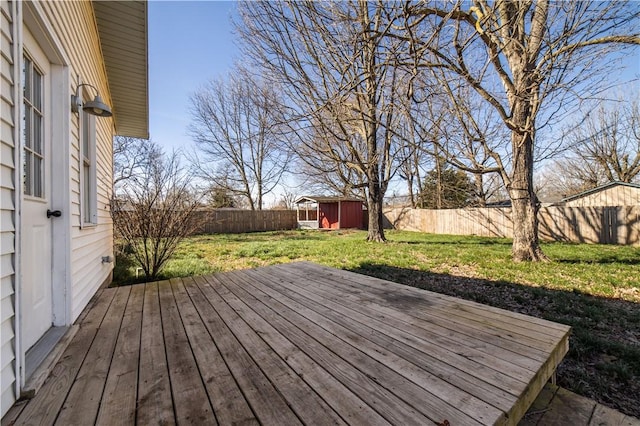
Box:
565 98 640 184
113 136 162 191
396 100 441 208
111 148 203 280
237 1 413 242
421 78 509 207
401 0 640 260
189 68 291 210
294 124 369 199
272 189 298 210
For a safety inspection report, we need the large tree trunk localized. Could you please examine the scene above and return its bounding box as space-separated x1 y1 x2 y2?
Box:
510 190 545 261
367 182 386 242
509 109 547 261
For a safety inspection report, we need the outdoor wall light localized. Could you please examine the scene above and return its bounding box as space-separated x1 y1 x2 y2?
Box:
71 83 112 117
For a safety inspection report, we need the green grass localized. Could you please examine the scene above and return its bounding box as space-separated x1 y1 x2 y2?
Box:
113 229 640 417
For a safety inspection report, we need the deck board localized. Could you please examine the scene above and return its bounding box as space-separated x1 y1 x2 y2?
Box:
95 283 144 426
237 267 500 424
202 274 389 426
211 272 445 425
55 286 131 425
160 279 214 425
4 262 572 426
200 274 346 426
256 265 535 382
12 287 116 426
188 275 301 425
136 281 174 426
171 277 257 426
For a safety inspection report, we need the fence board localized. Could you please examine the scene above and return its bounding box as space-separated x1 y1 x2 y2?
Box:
384 206 640 246
194 209 297 234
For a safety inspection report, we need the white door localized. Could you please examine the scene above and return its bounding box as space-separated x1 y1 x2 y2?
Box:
21 28 53 350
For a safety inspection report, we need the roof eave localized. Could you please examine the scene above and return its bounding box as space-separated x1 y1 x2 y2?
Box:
93 1 149 139
295 196 365 204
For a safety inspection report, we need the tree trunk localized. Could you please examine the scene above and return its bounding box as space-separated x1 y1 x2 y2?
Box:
474 172 486 207
509 112 547 261
510 191 546 261
435 155 443 209
366 183 386 242
407 175 415 208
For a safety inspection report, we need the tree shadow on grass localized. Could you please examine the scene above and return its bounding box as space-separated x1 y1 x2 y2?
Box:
391 237 514 246
555 256 640 266
193 230 329 243
347 262 640 419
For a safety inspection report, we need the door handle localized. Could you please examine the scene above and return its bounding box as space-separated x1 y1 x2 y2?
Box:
47 209 62 218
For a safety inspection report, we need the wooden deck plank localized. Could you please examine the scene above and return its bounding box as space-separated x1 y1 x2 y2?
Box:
211 271 484 425
170 277 258 426
1 400 28 426
10 287 117 425
160 279 214 425
264 264 541 380
291 263 555 360
4 262 576 426
297 262 567 346
274 263 570 424
252 266 529 393
191 275 392 426
298 262 567 342
95 284 145 426
186 275 302 426
136 282 174 426
302 262 571 335
1 400 29 426
54 286 131 425
518 382 558 426
242 267 518 416
196 275 347 426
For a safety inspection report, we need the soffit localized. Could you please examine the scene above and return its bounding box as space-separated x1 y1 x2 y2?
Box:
93 0 149 138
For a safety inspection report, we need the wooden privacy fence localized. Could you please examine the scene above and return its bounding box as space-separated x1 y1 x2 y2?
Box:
384 206 640 245
194 209 297 234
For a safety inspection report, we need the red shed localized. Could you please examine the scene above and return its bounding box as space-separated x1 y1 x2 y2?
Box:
295 196 365 229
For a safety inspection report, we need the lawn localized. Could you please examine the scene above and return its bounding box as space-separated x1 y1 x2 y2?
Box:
114 229 640 418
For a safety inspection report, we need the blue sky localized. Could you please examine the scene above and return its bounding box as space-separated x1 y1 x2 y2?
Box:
149 1 238 152
149 1 639 152
148 2 640 204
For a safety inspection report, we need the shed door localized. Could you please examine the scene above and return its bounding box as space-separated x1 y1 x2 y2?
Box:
320 203 339 229
21 29 53 350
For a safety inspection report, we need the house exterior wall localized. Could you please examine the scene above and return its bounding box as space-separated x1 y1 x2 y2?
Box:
1 0 18 415
36 0 114 322
340 201 364 229
1 0 116 416
564 185 640 207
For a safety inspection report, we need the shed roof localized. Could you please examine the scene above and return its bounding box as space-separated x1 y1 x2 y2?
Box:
561 181 640 203
93 1 149 138
295 196 364 204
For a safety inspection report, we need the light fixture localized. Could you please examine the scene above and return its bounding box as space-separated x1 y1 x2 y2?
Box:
71 83 112 117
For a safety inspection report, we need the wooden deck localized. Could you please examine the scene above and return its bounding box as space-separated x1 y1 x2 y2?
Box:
3 262 571 425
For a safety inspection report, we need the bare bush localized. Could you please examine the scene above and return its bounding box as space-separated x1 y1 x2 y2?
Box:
112 145 203 280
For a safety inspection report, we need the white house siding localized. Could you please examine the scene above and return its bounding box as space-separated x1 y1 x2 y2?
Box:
36 1 114 322
1 0 117 416
0 0 16 417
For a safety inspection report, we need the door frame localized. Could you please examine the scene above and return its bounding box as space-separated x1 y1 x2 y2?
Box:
15 0 72 391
